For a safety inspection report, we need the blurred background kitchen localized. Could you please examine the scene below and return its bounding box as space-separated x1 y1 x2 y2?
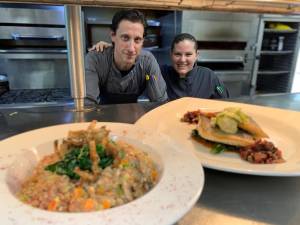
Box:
0 3 300 106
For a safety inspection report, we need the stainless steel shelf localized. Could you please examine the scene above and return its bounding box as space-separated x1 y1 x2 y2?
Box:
264 28 298 33
260 50 293 55
258 70 290 75
255 91 288 95
215 70 250 76
251 18 300 96
197 58 244 63
86 20 111 25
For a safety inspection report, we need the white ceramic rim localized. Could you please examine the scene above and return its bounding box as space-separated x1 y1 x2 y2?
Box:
135 97 300 176
0 122 205 225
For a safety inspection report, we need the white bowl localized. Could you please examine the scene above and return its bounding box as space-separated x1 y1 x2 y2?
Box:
0 122 205 225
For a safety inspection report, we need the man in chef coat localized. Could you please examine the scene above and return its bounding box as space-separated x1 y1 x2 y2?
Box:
85 9 168 104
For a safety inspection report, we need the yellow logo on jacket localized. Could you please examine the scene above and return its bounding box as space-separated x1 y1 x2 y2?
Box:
146 74 157 81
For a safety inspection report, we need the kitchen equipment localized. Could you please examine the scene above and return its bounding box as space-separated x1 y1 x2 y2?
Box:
180 11 259 97
278 36 285 51
251 15 300 95
0 4 69 90
269 37 278 50
143 34 160 48
0 74 9 95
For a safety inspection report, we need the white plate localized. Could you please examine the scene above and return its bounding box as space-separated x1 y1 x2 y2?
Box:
135 97 300 176
0 122 204 225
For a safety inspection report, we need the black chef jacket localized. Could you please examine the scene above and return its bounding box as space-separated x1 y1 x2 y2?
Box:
160 65 229 101
85 47 168 104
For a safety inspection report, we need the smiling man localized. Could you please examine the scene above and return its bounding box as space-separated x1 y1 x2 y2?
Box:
85 9 168 104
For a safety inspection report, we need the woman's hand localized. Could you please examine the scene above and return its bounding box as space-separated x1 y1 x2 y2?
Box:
88 41 112 52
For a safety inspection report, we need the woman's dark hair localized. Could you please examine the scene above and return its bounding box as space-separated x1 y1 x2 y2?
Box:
111 9 147 36
171 33 198 52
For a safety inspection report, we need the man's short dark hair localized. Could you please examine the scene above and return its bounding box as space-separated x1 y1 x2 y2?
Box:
171 33 198 52
111 9 147 36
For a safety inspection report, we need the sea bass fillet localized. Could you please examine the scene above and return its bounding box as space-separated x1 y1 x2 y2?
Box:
197 115 256 147
238 117 269 138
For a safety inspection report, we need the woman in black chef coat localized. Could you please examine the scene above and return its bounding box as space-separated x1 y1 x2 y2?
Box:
90 33 229 101
161 33 229 100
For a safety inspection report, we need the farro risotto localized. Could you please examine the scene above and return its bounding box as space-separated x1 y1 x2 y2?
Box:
17 121 159 212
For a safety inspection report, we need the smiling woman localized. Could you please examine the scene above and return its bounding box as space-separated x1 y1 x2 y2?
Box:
160 33 229 100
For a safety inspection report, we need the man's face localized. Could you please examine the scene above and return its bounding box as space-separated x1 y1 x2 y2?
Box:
111 20 144 70
171 40 198 77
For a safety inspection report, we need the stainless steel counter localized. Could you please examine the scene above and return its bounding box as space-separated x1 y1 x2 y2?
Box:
230 93 300 112
1 93 300 225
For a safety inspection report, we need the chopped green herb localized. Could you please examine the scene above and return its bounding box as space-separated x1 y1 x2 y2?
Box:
121 162 130 168
18 193 30 202
118 150 126 159
211 143 239 154
116 184 124 196
96 144 105 157
191 129 199 137
45 144 114 180
211 144 226 154
99 156 113 169
45 160 80 180
109 139 117 145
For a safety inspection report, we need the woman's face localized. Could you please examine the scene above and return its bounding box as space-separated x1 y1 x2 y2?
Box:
171 39 198 77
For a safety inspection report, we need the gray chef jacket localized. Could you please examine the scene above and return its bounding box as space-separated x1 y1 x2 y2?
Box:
85 47 168 104
160 65 229 101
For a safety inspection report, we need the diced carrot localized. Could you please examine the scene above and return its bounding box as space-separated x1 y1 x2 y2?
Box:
102 199 111 209
73 187 84 198
48 197 59 211
88 186 95 195
84 198 96 211
120 159 129 168
151 170 158 181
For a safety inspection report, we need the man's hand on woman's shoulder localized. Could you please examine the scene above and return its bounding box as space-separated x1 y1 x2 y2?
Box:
88 41 112 52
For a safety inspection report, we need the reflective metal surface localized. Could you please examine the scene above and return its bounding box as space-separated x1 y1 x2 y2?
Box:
0 4 68 90
0 26 66 40
0 49 67 59
4 59 68 89
0 5 65 25
65 5 86 111
231 92 300 111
